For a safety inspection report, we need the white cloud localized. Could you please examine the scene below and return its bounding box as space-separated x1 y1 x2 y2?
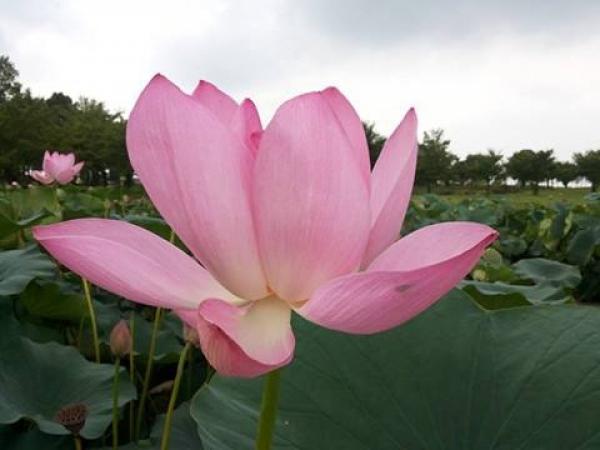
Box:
1 0 599 160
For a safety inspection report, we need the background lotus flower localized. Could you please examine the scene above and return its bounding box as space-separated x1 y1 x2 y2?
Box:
30 151 84 185
34 75 498 378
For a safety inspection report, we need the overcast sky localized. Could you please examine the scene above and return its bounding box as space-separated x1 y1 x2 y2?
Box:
1 0 599 160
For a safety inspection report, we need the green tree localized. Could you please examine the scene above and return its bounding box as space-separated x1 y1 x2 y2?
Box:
0 55 128 185
362 122 386 168
0 55 21 103
450 159 470 186
554 161 579 188
574 150 600 192
506 149 554 194
415 129 457 192
537 149 556 188
461 150 504 189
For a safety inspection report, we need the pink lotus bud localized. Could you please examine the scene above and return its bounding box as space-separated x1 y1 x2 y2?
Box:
109 320 132 357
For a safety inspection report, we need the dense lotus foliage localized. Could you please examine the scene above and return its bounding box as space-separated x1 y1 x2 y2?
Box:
0 183 599 449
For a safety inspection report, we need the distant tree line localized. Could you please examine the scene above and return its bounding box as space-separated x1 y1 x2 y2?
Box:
1 54 599 191
0 55 130 185
365 124 600 193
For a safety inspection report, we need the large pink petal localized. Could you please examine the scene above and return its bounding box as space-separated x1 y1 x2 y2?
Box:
298 222 498 333
230 98 263 157
192 80 238 124
33 219 241 310
362 108 418 266
176 296 295 378
321 87 370 185
253 91 371 302
126 75 268 299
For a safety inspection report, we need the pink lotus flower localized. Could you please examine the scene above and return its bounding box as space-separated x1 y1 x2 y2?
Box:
34 75 497 377
30 151 84 185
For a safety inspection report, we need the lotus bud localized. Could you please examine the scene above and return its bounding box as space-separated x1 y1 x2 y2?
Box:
472 268 487 281
109 320 132 357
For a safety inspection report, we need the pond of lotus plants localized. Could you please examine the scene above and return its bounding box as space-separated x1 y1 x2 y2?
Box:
0 184 599 450
1 78 600 450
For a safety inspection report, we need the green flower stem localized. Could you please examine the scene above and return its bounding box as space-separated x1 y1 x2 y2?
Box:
112 358 121 450
135 307 162 441
73 436 83 450
255 369 282 450
16 229 25 247
160 342 192 450
53 185 63 220
81 278 101 363
129 316 136 441
187 345 194 395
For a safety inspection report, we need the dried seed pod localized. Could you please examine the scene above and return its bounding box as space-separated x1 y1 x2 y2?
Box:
54 402 88 436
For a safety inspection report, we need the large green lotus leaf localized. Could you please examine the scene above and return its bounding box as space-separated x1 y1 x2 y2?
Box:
132 313 183 364
0 426 72 450
8 187 60 218
0 335 136 440
498 235 528 257
461 284 532 309
0 301 65 345
567 226 600 266
0 246 55 296
105 402 203 450
0 205 53 240
62 192 106 219
461 280 573 307
20 280 88 322
149 401 204 450
191 290 600 450
512 258 581 288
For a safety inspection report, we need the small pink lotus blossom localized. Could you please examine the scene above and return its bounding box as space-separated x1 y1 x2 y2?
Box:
34 75 498 377
30 151 84 185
